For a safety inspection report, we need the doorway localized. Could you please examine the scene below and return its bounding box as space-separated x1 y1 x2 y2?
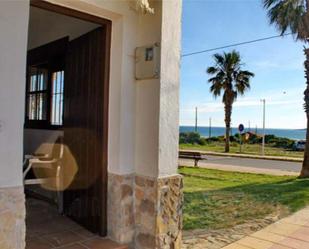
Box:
24 0 111 237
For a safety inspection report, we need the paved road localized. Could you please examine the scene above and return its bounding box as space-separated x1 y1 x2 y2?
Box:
203 155 302 172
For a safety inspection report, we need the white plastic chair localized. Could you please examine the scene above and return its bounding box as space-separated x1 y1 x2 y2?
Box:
23 152 50 168
23 137 64 212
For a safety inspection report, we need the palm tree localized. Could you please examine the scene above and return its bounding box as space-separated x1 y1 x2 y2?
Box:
263 0 309 178
207 51 254 152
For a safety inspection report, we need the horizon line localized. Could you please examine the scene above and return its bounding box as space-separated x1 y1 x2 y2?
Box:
179 125 306 130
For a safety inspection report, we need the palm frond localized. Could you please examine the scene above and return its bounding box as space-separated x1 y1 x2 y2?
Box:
263 0 308 41
206 66 219 75
206 50 254 103
210 81 223 97
213 53 225 66
239 70 255 78
263 0 282 9
234 70 253 95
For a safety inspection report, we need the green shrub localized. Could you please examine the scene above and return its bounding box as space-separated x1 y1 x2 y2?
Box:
179 132 202 144
179 132 295 149
198 137 207 145
229 135 237 142
207 136 221 142
248 134 262 144
265 134 276 143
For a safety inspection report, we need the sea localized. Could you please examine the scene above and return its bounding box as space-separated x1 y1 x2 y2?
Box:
180 126 306 140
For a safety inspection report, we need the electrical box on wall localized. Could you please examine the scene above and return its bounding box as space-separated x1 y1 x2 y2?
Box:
135 43 160 80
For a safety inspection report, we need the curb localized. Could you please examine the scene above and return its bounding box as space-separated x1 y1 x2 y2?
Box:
179 149 303 163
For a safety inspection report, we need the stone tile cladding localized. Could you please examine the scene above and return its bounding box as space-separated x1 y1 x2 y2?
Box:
108 173 183 249
0 186 25 249
134 175 157 249
135 175 183 249
108 173 135 245
156 175 183 249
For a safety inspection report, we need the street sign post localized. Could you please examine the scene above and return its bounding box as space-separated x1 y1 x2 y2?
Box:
261 99 266 156
238 124 244 133
238 124 244 153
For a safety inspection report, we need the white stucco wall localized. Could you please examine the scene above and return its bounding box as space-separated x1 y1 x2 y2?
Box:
135 1 161 177
0 0 29 188
158 0 182 177
135 0 182 177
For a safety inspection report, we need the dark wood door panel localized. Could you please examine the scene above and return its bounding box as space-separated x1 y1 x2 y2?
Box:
63 27 108 236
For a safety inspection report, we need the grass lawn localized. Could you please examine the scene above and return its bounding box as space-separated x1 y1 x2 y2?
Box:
180 167 309 231
180 142 304 158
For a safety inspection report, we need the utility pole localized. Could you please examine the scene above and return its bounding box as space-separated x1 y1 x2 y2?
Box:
209 117 212 138
195 107 198 132
261 99 266 156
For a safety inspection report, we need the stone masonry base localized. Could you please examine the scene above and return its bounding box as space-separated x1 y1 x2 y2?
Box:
0 186 25 249
0 176 181 249
108 173 183 249
108 173 135 244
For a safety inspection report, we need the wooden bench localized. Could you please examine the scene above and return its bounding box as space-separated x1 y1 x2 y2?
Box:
179 151 206 167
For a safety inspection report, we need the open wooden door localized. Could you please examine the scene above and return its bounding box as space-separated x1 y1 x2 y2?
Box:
63 27 109 236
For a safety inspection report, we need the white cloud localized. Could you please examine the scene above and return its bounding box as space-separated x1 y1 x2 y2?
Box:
181 97 302 114
252 58 303 71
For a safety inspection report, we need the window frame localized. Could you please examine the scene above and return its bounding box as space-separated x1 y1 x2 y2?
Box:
50 70 65 126
26 64 49 123
25 37 68 130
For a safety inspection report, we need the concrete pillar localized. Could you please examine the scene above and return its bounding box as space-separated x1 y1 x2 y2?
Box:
108 1 183 247
133 1 183 248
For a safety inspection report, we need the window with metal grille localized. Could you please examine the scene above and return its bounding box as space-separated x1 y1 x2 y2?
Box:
51 71 64 125
27 66 48 121
25 37 68 129
25 66 65 128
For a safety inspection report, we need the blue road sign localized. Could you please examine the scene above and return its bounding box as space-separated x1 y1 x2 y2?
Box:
238 124 244 133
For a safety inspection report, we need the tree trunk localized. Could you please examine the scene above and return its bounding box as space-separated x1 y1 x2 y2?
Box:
300 47 309 178
224 102 232 153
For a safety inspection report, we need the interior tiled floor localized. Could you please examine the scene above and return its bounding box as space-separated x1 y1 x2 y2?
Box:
26 198 127 249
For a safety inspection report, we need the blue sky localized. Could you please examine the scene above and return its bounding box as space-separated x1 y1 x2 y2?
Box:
180 0 306 129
